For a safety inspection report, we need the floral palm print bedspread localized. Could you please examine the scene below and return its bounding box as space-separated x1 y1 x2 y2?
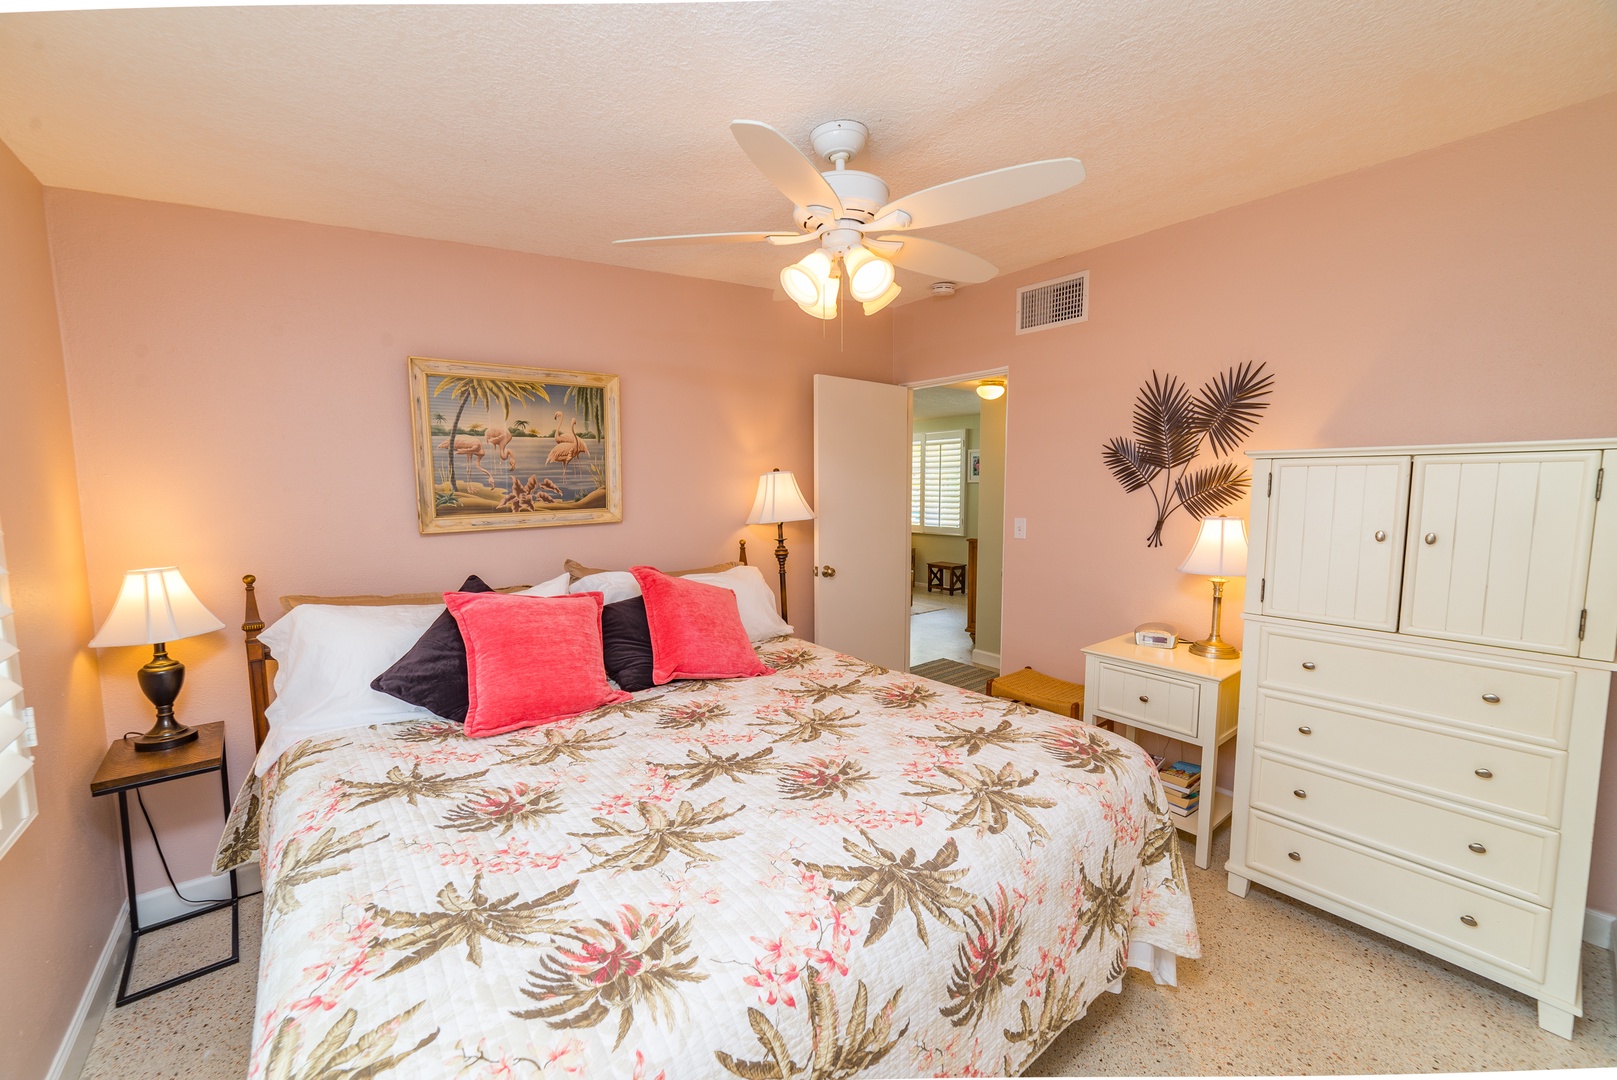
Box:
217 638 1199 1079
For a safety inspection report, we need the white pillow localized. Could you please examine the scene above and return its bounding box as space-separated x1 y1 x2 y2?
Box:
520 572 572 597
569 571 642 604
683 565 794 641
253 603 444 773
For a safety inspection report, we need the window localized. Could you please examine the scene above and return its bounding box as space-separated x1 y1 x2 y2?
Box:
0 519 37 860
912 429 967 535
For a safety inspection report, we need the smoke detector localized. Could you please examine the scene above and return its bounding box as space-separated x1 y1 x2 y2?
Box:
930 281 958 297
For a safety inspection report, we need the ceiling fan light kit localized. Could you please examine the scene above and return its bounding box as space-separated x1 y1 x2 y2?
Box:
617 118 1085 322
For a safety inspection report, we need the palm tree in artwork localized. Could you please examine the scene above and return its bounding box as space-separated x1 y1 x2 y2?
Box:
436 377 551 499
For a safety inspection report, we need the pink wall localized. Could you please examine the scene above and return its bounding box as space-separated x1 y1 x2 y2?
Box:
0 142 120 1079
891 93 1617 911
45 193 890 890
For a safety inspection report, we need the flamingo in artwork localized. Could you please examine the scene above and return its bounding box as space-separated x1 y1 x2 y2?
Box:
546 417 591 484
437 434 496 485
486 423 516 473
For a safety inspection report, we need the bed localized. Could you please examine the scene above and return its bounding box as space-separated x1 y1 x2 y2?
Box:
216 574 1200 1079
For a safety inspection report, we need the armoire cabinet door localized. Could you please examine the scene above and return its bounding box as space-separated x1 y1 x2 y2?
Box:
1264 456 1411 631
1402 451 1602 655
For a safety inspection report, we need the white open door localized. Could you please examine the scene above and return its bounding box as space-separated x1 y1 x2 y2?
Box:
812 374 912 670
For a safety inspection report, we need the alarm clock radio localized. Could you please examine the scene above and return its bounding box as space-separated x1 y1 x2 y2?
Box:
1133 622 1179 648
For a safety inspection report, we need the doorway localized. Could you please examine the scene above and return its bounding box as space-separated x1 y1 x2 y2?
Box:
907 374 1006 683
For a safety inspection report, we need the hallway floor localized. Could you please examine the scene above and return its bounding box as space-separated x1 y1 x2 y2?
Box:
910 585 974 667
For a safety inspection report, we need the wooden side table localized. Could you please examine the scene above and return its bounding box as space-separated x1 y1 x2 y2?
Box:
90 721 239 1005
926 561 967 595
1080 635 1241 870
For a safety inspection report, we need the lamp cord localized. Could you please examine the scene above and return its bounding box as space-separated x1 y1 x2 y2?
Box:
122 731 263 904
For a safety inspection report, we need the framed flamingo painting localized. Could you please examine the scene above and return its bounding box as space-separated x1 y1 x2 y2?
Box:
408 356 623 534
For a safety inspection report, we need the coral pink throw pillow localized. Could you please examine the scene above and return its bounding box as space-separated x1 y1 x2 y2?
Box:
444 591 630 738
630 566 775 684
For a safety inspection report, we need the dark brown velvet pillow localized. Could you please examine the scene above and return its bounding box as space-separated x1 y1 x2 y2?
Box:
600 596 655 692
370 574 492 722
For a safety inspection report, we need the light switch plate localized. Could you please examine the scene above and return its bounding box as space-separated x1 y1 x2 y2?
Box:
1013 517 1027 539
21 707 36 748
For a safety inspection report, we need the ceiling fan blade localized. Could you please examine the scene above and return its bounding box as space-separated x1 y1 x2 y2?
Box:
765 231 823 246
877 235 998 283
614 231 798 246
730 120 845 219
876 158 1085 231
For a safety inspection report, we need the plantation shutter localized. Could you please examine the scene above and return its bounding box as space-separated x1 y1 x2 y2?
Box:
912 429 967 535
0 518 37 860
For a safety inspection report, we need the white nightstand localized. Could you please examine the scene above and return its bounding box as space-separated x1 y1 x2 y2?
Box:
1081 634 1241 869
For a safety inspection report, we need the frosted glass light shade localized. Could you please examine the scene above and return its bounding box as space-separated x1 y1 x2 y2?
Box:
1178 517 1248 578
89 567 225 647
861 281 902 316
746 469 815 524
781 250 834 306
842 245 896 303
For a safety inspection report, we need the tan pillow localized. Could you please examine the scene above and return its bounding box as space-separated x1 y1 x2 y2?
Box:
564 558 740 583
280 584 530 614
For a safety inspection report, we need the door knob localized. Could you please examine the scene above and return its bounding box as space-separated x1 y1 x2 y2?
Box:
1424 532 1438 545
819 566 837 579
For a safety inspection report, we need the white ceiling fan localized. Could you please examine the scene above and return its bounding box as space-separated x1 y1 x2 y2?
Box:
615 119 1085 320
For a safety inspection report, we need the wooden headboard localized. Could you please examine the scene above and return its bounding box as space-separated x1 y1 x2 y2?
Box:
241 539 749 750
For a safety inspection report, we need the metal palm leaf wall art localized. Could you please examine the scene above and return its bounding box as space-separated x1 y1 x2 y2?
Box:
1103 362 1275 547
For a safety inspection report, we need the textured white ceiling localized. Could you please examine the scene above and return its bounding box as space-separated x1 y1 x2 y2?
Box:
913 384 983 421
1 2 1613 297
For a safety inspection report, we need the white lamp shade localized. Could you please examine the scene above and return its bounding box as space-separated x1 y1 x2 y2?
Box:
746 470 815 524
89 567 225 648
1178 517 1248 578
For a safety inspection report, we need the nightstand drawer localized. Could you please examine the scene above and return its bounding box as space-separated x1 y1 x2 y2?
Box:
1094 663 1198 737
1250 751 1559 903
1255 693 1565 826
1246 812 1551 980
1261 629 1573 746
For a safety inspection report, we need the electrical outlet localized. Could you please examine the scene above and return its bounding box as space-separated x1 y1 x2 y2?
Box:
1013 517 1027 539
21 707 36 748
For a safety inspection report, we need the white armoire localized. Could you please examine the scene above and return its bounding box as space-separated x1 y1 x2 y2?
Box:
1226 439 1617 1038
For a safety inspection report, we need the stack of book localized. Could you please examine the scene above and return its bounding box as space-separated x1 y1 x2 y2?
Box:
1158 760 1201 818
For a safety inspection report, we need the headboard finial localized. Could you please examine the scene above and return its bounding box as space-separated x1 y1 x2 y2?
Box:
243 573 270 749
739 538 748 566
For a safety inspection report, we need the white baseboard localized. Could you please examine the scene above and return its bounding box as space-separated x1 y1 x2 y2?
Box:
1585 907 1615 951
136 863 261 926
46 903 128 1080
972 649 1002 669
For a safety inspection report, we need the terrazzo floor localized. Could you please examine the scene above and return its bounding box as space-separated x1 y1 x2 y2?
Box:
80 834 1616 1078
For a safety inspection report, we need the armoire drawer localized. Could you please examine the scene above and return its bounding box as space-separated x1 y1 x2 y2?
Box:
1250 752 1559 903
1093 663 1198 737
1261 630 1573 745
1255 693 1566 826
1245 812 1551 980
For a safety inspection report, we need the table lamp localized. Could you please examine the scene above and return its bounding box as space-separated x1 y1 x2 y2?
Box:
89 567 225 751
746 468 815 623
1178 516 1247 659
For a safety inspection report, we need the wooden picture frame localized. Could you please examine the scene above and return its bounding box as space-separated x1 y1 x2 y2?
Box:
409 356 622 534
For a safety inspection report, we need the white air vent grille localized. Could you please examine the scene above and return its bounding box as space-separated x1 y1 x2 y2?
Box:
1015 271 1088 334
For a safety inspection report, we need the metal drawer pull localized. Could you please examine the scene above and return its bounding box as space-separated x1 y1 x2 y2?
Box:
1374 530 1386 542
1481 693 1500 704
1301 661 1316 670
1424 532 1438 545
1287 851 1302 861
1138 695 1149 703
1474 768 1493 779
1460 915 1478 927
1297 725 1313 735
1468 842 1487 854
1292 788 1307 799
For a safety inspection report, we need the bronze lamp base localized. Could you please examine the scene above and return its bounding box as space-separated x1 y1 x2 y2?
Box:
132 644 198 752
